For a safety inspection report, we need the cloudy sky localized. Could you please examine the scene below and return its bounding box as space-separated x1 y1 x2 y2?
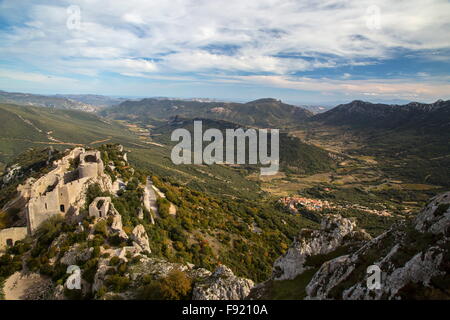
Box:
0 0 450 104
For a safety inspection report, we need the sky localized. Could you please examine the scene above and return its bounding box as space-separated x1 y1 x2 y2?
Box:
0 0 450 105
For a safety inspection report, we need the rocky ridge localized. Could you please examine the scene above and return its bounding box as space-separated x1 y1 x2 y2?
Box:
305 192 450 299
272 214 371 280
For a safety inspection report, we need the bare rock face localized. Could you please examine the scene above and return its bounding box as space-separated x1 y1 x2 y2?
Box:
415 192 450 235
60 244 93 266
52 284 65 300
129 256 211 282
305 192 450 300
192 265 254 300
131 224 151 253
93 260 112 293
272 215 368 280
110 209 128 240
110 212 123 233
97 255 212 299
2 164 22 184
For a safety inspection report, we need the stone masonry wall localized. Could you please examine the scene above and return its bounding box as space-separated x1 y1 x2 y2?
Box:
0 227 27 251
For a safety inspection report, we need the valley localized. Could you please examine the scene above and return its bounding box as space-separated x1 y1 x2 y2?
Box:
0 96 448 300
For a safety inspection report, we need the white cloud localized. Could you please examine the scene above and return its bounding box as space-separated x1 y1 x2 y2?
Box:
0 0 449 100
217 74 450 101
0 69 79 84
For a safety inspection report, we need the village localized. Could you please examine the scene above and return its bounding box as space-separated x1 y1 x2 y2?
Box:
278 196 392 217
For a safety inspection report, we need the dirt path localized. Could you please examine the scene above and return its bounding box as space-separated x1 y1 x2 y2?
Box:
0 137 83 146
144 141 165 147
144 178 159 222
14 114 82 146
90 137 111 145
16 114 43 133
3 272 53 300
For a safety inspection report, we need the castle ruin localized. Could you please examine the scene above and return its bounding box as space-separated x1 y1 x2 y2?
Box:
89 197 114 218
23 147 110 234
0 227 28 251
0 146 130 251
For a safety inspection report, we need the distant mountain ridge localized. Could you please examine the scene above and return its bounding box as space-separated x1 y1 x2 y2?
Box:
297 104 333 114
0 90 100 112
2 89 449 132
104 97 313 128
53 94 128 108
312 99 450 132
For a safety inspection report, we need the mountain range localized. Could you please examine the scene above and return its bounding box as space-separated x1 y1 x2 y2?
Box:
313 99 450 132
53 94 128 108
0 90 101 112
103 97 313 128
2 89 449 134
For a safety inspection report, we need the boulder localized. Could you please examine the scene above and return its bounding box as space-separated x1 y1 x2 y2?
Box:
192 265 254 300
131 224 151 253
110 211 128 240
60 244 93 266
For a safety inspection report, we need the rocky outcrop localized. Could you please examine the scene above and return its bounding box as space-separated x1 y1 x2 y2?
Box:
129 256 211 283
93 259 113 293
415 192 450 235
60 244 93 265
92 254 213 298
192 265 254 300
131 224 151 253
305 192 450 300
272 215 370 280
110 211 128 239
2 164 22 184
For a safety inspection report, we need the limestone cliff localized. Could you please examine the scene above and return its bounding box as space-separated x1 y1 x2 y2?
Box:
192 265 254 300
305 192 450 300
272 214 370 281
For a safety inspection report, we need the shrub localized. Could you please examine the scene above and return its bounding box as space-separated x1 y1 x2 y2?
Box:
139 269 192 300
105 275 130 293
64 288 83 300
156 198 171 218
94 220 108 237
109 256 121 266
0 254 22 278
96 286 107 299
117 262 127 274
82 259 99 283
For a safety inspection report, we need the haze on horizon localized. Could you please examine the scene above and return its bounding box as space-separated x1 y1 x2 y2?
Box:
0 0 450 105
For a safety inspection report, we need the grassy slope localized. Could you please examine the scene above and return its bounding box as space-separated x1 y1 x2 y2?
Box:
0 103 263 200
150 117 335 175
103 98 312 129
128 147 263 200
0 103 138 164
